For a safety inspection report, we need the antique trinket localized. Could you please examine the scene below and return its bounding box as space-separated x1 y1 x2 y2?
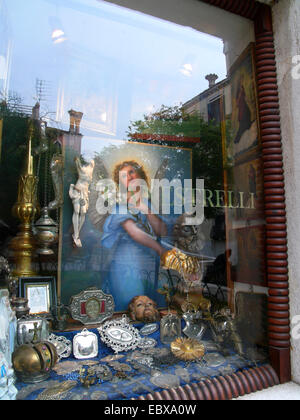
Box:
69 287 115 325
36 380 77 400
10 297 30 319
16 316 50 345
12 341 58 383
107 361 132 372
139 323 159 336
160 312 181 345
150 373 180 389
182 309 207 341
47 334 72 360
73 328 98 359
138 337 157 349
203 352 226 367
93 364 113 382
34 206 58 255
98 315 141 353
78 366 97 388
170 337 205 361
100 354 125 363
128 296 160 323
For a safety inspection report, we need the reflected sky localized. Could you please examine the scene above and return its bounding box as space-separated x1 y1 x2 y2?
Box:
0 0 226 150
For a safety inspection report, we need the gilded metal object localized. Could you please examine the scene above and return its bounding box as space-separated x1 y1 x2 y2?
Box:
69 288 114 325
170 337 205 361
139 323 159 336
78 366 97 388
161 248 201 276
12 341 58 383
34 207 58 255
97 315 141 353
73 328 98 359
47 334 72 360
10 123 40 277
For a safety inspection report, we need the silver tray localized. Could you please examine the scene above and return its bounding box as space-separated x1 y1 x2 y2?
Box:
73 328 98 359
98 315 141 353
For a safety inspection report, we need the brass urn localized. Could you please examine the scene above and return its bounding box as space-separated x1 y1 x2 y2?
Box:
12 341 58 383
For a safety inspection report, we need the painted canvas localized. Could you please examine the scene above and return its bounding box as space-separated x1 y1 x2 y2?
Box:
59 139 192 312
229 43 259 163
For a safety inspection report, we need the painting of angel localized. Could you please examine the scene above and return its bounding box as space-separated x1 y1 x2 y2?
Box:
59 140 192 312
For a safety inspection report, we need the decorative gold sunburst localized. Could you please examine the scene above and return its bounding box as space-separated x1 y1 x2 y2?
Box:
170 337 205 361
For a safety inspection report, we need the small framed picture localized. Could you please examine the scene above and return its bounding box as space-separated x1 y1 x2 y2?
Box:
19 276 57 317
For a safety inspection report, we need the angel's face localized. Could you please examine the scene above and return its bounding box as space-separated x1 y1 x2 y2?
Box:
119 165 139 188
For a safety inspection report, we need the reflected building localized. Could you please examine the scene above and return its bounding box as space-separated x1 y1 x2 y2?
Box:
182 73 230 123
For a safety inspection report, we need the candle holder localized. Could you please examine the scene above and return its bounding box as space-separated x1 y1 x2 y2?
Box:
10 122 40 277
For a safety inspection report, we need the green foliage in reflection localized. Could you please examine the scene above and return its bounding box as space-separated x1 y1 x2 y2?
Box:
127 104 225 217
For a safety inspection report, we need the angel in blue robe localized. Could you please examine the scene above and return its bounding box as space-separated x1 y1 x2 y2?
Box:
89 159 170 311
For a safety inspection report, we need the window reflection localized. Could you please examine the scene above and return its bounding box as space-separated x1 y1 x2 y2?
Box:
0 0 269 385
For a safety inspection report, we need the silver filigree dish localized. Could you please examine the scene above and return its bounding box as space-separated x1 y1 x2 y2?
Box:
97 315 141 353
139 323 159 336
47 334 72 360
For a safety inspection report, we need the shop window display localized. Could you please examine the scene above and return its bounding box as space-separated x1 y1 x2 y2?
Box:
0 0 283 400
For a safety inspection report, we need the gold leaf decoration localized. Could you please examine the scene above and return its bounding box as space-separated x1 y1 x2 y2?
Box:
170 337 205 361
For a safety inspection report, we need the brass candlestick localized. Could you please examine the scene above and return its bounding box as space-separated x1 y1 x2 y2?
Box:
10 122 40 276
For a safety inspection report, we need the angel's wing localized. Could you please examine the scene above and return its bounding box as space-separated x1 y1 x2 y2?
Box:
153 158 169 182
88 157 115 232
150 158 169 214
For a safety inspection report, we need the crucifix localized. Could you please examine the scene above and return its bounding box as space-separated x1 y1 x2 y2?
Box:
28 322 43 344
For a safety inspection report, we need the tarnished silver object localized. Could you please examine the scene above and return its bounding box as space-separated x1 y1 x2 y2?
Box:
97 315 141 353
73 328 98 359
182 310 207 341
47 334 72 360
16 316 50 345
150 373 180 389
34 207 58 255
203 352 226 367
138 337 157 349
69 288 115 325
139 323 159 336
160 313 181 345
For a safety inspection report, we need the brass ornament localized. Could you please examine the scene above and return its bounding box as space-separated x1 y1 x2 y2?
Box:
160 248 201 276
170 337 205 361
10 122 40 277
12 341 58 383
